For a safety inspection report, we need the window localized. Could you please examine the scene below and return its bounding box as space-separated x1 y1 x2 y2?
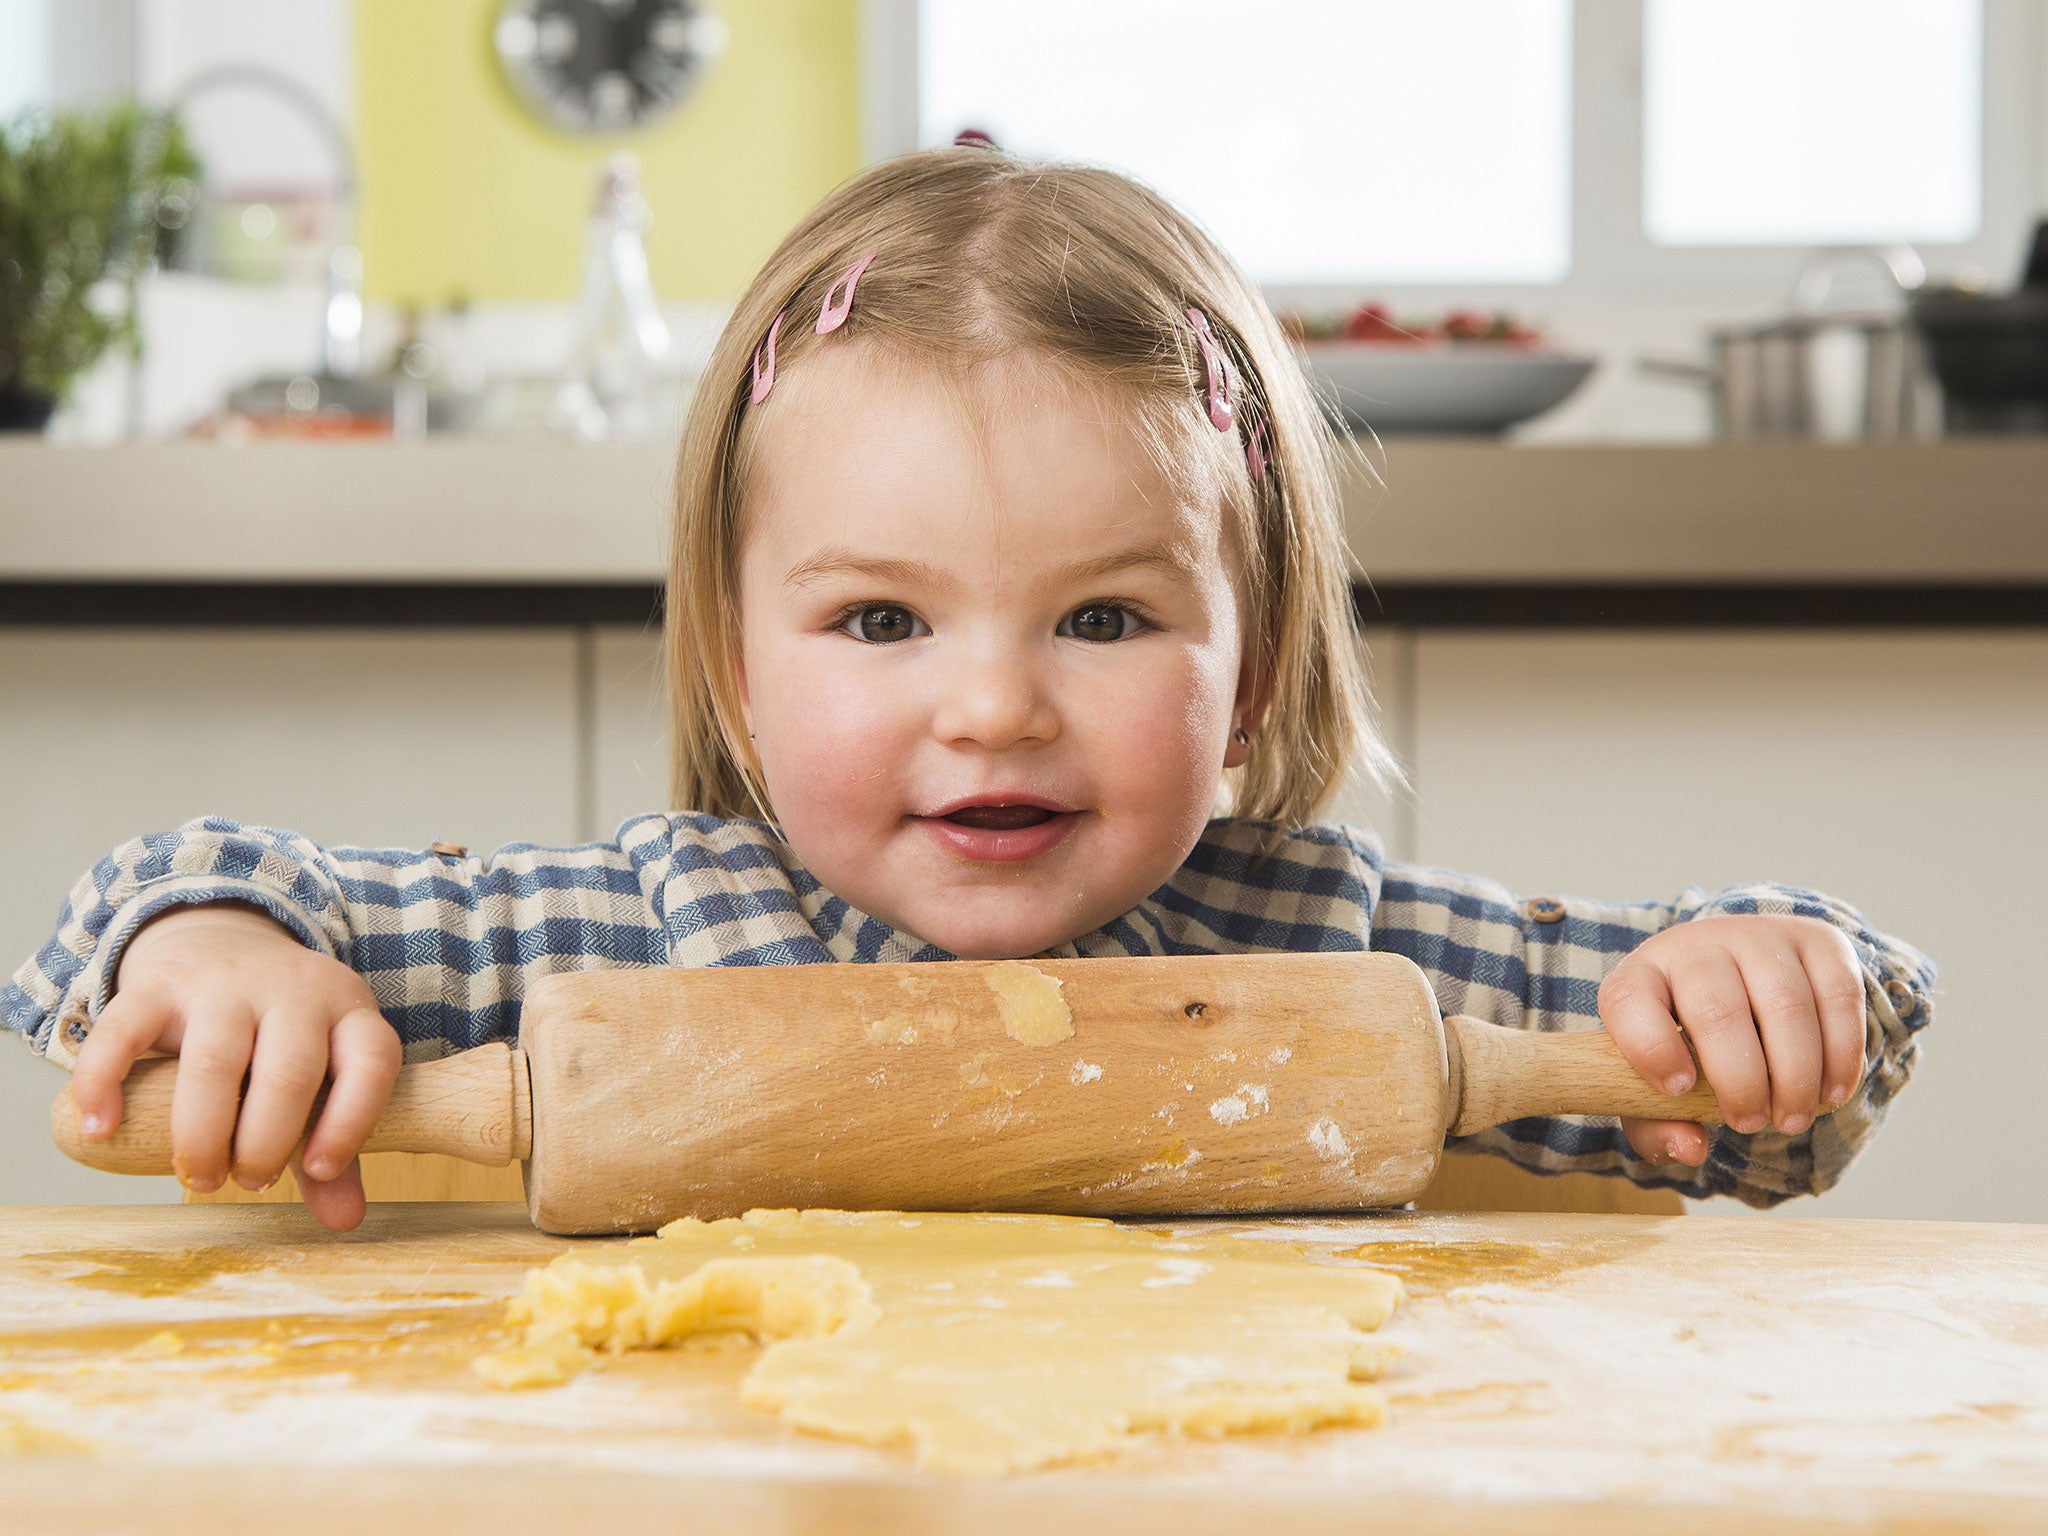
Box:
917 0 1572 285
1644 0 1982 247
874 0 2039 302
0 0 52 120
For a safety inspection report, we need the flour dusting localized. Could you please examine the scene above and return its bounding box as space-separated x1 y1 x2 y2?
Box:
1308 1118 1352 1162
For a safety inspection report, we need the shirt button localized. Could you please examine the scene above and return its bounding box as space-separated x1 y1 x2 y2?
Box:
1883 978 1916 1014
430 841 469 859
1525 897 1567 924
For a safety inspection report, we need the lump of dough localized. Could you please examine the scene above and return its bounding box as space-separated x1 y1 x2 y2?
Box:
472 1252 875 1389
475 1208 1402 1474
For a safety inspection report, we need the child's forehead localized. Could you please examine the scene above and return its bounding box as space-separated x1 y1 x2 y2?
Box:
743 339 1229 549
761 338 1145 442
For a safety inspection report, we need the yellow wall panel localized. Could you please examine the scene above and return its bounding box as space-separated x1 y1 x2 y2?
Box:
354 0 862 304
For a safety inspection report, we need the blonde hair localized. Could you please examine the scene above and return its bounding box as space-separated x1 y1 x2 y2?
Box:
668 147 1391 827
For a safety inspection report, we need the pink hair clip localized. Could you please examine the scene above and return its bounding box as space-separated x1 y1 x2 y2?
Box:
749 252 877 407
1246 408 1272 481
1186 307 1234 432
816 251 876 335
750 309 785 405
1189 306 1269 479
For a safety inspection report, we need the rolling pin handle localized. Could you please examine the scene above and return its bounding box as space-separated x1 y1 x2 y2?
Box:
1444 1014 1728 1136
50 1042 533 1177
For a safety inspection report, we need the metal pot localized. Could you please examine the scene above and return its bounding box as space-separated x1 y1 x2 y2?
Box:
1642 247 1941 440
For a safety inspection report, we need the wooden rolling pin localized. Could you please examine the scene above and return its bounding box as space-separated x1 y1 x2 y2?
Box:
53 952 1734 1235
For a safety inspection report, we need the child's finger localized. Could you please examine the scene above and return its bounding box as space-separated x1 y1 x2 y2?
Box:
1594 961 1699 1096
68 992 176 1138
1734 946 1823 1135
1621 1115 1708 1167
168 1006 258 1193
1668 951 1772 1134
292 1152 368 1234
231 1007 332 1191
301 1006 402 1183
1800 929 1869 1108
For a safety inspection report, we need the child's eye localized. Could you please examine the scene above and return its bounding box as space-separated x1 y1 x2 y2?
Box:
1059 603 1144 644
840 604 927 643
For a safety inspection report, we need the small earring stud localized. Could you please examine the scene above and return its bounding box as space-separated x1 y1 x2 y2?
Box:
1233 727 1250 746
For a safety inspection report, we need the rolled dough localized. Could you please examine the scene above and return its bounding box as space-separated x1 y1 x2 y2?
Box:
474 1208 1402 1474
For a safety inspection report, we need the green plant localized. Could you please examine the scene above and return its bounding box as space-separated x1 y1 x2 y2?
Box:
0 104 199 401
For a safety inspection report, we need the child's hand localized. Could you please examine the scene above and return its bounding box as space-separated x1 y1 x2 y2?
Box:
70 902 400 1232
1597 915 1868 1169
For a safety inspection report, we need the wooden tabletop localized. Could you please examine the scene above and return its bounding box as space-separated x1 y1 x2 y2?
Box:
1 1203 2044 1534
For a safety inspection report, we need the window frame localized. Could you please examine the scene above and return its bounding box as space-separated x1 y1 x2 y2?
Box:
863 0 2047 311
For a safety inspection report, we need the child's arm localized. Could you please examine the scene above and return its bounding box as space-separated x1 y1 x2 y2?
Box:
1371 860 1934 1207
2 812 697 1227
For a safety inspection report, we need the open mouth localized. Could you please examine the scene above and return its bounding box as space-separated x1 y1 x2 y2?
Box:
919 799 1081 864
942 804 1059 831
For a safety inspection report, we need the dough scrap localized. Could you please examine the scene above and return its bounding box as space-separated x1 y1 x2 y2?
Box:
475 1208 1402 1474
985 961 1074 1046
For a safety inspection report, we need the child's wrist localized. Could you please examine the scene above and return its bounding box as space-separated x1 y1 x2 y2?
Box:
115 900 298 983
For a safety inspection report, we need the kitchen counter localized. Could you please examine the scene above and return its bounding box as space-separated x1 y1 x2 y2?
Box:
1 1202 2043 1532
4 439 2046 625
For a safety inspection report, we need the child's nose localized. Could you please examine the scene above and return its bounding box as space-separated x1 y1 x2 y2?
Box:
930 650 1060 751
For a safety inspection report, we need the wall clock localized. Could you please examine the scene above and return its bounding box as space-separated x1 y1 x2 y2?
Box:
494 0 727 135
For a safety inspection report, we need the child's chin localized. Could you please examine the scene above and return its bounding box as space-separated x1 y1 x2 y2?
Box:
898 905 1081 961
921 927 1069 962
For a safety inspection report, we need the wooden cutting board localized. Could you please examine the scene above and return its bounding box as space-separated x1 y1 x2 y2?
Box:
0 1204 2043 1534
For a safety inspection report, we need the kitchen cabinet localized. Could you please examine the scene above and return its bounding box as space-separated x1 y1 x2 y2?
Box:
1408 631 2048 1224
3 621 2039 1223
591 623 672 836
0 627 584 1206
6 441 2041 1223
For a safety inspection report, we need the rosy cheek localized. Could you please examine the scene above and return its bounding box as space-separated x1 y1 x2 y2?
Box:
752 648 911 830
1096 654 1231 766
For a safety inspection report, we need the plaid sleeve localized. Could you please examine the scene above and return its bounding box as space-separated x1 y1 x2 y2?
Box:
1 814 680 1068
1371 861 1935 1209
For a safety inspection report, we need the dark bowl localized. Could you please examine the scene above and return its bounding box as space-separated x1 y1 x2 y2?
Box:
1909 287 2048 402
0 385 57 432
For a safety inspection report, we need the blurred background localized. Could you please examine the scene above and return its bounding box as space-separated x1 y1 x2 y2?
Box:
2 0 2042 441
2 1 2044 1221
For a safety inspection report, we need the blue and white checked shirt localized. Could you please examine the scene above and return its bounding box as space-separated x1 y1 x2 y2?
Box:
4 813 1934 1208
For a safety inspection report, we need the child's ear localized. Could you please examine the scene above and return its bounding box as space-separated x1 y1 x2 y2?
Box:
1224 659 1272 769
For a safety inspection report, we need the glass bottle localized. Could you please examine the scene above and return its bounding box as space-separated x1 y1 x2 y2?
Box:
564 153 676 440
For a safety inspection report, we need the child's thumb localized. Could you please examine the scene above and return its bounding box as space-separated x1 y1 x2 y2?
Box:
67 992 176 1138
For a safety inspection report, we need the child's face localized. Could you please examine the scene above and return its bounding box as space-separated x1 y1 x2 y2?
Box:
736 341 1257 958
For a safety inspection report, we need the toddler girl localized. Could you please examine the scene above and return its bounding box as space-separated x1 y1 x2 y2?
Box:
5 149 1933 1233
